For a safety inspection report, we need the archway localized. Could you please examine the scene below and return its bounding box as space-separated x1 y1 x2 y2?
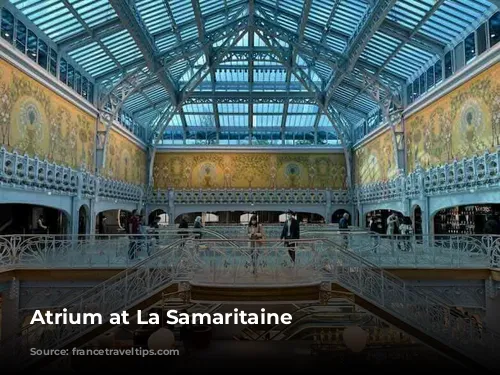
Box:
95 209 133 235
0 203 69 235
432 203 500 235
413 205 423 236
365 209 403 234
78 205 89 236
332 209 351 225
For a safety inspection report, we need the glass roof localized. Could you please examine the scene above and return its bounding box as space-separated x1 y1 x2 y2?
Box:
9 0 499 146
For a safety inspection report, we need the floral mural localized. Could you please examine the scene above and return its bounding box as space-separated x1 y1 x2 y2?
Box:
354 128 397 185
406 62 500 172
103 131 147 185
0 59 95 170
153 152 346 189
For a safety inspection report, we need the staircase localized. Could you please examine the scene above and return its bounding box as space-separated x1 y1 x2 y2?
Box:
319 239 500 371
1 239 190 371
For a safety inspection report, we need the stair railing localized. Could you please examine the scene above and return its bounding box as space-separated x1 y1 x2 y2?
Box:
319 239 500 370
1 239 189 369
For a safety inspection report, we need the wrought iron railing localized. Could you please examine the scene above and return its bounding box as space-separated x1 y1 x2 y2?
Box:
301 231 500 269
1 239 187 369
3 237 499 370
0 231 498 270
320 239 499 369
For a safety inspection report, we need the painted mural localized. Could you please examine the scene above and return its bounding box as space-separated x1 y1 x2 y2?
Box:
354 128 397 185
0 59 95 170
153 152 347 189
406 62 500 172
102 130 147 185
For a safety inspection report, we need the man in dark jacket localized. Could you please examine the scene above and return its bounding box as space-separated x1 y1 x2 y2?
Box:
281 210 300 263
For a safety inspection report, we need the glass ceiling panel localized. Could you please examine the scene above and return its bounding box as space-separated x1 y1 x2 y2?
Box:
10 0 496 147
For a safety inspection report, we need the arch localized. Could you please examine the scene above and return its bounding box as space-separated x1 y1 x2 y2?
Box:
429 189 500 218
362 201 407 216
331 209 352 225
94 200 138 215
412 204 423 236
78 204 90 235
173 204 328 219
0 188 72 217
0 203 70 235
431 202 500 235
364 208 403 234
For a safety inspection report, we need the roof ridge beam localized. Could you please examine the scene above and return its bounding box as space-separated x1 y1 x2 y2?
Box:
109 0 179 105
324 0 398 103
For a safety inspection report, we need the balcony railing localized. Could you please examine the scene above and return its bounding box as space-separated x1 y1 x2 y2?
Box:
0 147 143 202
0 231 498 270
0 147 498 207
355 150 500 204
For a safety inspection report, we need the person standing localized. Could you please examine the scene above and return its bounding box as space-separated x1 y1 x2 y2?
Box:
247 214 264 275
398 216 414 252
368 217 380 251
178 215 189 246
127 210 141 260
281 210 300 263
194 216 203 239
36 214 48 234
338 213 350 249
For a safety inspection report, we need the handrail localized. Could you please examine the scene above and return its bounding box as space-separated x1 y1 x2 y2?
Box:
1 239 187 369
320 238 500 369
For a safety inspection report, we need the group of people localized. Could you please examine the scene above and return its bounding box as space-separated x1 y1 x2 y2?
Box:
245 210 301 273
125 210 161 260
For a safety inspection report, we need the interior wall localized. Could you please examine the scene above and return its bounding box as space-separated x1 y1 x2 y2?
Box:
153 152 347 189
406 62 500 172
101 130 147 185
0 59 95 170
354 128 397 185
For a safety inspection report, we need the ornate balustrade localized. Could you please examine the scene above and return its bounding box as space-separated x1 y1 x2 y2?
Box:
355 150 500 204
0 147 143 202
1 146 499 207
0 231 498 270
4 237 499 371
148 188 351 205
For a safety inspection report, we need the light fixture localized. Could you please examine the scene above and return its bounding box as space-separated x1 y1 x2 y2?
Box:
343 326 368 352
148 328 175 351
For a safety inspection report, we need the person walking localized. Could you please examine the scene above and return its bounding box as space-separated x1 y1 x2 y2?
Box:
368 217 380 252
194 216 203 239
398 216 414 252
281 210 300 263
338 212 350 249
247 214 264 275
178 215 189 246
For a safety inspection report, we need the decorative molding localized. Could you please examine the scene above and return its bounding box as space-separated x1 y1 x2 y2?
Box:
155 146 344 153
